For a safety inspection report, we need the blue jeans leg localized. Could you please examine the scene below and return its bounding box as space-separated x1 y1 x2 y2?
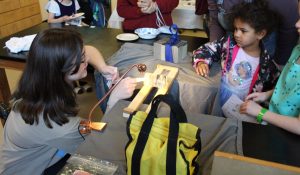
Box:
94 71 109 113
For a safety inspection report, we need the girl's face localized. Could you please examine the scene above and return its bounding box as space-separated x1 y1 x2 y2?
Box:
65 52 88 82
233 18 266 49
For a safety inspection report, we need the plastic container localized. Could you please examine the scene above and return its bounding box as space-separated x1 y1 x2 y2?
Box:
59 154 118 175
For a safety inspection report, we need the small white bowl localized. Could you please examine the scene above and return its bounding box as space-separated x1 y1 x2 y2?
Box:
134 28 160 39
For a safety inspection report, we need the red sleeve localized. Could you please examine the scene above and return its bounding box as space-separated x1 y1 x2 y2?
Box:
155 0 179 13
117 0 145 19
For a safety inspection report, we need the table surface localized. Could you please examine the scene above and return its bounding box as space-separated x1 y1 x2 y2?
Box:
0 22 208 104
0 22 207 62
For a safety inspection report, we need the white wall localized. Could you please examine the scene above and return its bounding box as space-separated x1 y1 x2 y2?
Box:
39 0 49 21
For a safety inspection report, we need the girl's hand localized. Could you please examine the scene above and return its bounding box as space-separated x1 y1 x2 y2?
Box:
61 15 71 22
195 62 209 77
108 77 137 107
240 100 262 117
101 66 119 82
245 92 270 102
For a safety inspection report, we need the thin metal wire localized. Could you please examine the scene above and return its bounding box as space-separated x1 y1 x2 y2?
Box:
80 64 147 133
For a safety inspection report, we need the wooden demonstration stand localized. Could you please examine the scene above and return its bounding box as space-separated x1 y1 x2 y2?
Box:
123 64 179 117
211 151 300 175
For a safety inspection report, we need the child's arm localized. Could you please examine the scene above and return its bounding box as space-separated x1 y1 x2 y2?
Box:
245 90 274 102
47 12 71 23
195 62 209 77
240 100 300 135
192 36 226 76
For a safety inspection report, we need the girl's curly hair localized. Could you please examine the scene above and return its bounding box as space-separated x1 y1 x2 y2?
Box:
228 0 281 36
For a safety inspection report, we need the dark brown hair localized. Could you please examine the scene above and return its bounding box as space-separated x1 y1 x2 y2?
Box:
12 28 84 128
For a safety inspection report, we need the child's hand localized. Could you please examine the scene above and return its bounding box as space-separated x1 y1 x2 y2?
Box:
195 62 209 77
245 92 268 103
61 15 71 22
240 100 262 117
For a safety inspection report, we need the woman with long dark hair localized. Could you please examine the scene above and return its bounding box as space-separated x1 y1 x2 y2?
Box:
0 28 136 174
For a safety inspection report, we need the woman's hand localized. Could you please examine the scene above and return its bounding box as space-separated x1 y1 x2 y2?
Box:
137 0 151 8
195 62 209 77
138 0 157 14
240 100 262 117
107 77 137 108
101 66 119 82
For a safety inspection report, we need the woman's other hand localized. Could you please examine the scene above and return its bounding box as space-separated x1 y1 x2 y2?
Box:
101 66 119 82
107 77 137 108
137 0 151 8
138 0 157 14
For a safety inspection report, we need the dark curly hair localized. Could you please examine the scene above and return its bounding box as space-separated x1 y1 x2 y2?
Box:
12 28 84 128
228 0 280 36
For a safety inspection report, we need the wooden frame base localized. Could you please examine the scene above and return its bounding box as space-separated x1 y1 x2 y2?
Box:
123 64 178 117
211 151 300 175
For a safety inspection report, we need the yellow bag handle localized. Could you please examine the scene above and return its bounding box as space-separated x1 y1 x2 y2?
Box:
131 94 187 175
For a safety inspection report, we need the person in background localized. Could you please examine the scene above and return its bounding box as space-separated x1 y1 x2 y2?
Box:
206 0 298 67
46 0 80 23
192 0 280 117
0 28 137 174
240 2 300 135
117 0 179 31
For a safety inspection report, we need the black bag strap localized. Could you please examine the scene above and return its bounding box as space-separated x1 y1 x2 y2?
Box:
131 94 187 175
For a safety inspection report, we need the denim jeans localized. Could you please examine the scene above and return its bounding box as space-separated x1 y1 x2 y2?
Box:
94 71 110 113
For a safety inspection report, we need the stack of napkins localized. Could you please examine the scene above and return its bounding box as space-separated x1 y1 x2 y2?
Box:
5 34 37 53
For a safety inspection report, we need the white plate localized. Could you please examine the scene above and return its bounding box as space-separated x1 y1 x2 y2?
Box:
71 12 85 19
116 33 139 41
